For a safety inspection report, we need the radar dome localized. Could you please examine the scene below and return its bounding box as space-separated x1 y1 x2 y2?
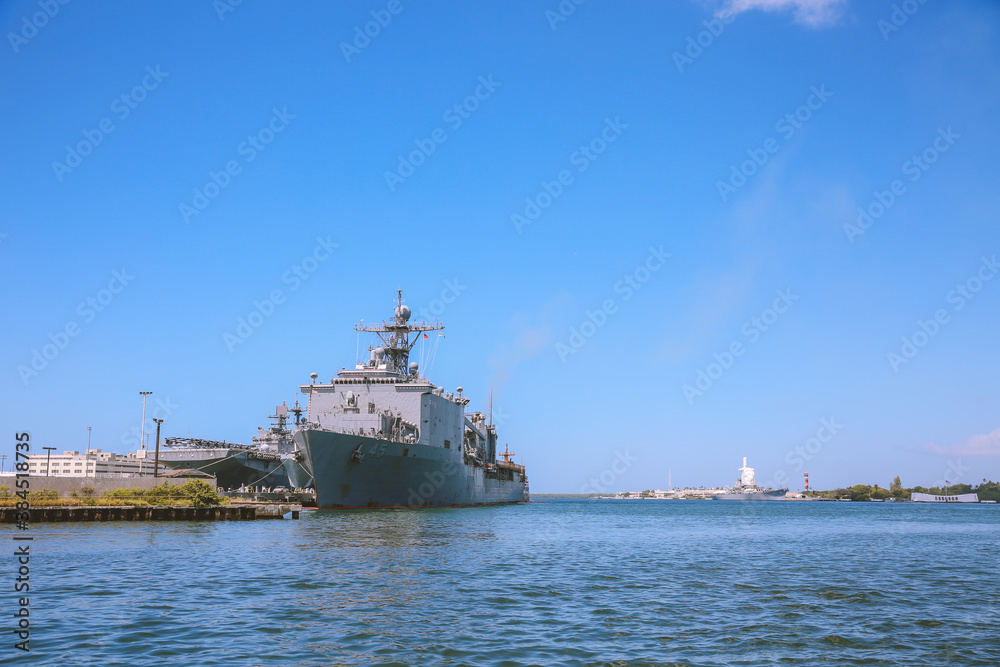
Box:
408 361 419 374
375 347 385 358
398 305 411 321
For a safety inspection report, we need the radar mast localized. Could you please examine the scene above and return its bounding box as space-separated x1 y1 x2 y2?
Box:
354 290 443 376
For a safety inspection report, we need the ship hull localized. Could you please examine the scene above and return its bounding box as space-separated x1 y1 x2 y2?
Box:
713 489 788 501
281 454 314 490
156 450 289 490
297 429 528 509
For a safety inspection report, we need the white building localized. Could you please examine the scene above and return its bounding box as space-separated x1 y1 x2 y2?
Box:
911 492 979 503
25 449 158 477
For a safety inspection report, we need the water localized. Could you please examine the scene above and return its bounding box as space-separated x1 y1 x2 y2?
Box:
9 499 1000 666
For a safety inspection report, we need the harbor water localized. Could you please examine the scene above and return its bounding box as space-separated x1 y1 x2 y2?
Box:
12 499 1000 666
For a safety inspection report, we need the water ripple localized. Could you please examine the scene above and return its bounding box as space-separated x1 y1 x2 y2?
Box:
7 500 1000 665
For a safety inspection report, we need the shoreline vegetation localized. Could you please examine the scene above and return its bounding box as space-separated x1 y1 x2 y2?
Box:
534 479 1000 502
7 480 997 506
805 478 1000 502
0 480 226 508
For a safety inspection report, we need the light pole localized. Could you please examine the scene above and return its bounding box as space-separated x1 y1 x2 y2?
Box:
86 426 92 478
43 446 56 476
0 454 6 473
153 418 163 477
139 391 152 452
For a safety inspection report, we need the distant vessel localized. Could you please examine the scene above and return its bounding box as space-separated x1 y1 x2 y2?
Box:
148 403 315 491
151 437 287 490
293 290 529 509
252 401 313 490
911 492 979 503
712 457 787 501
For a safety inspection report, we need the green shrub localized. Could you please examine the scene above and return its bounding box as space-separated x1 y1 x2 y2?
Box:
871 487 892 500
28 489 59 502
976 481 1000 502
178 479 223 508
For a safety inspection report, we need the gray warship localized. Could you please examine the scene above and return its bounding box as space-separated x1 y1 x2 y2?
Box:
147 403 313 491
712 457 788 500
150 437 287 490
293 290 529 509
252 400 313 490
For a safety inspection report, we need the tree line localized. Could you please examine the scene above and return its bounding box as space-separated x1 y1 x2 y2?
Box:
808 477 1000 502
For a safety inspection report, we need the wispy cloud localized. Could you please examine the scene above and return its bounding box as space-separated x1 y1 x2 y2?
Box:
718 0 847 27
925 428 1000 457
488 293 570 391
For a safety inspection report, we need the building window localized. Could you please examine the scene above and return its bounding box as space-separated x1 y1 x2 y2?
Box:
444 440 451 449
368 401 376 414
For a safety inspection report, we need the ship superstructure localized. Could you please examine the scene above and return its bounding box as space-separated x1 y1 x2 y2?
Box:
712 457 788 500
294 290 529 508
252 400 313 490
150 437 286 490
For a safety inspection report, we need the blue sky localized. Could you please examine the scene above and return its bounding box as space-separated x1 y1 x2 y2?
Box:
1 0 998 492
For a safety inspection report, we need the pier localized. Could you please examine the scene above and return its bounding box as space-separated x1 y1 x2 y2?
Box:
0 503 302 523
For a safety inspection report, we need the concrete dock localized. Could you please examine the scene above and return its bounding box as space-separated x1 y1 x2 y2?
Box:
0 503 302 523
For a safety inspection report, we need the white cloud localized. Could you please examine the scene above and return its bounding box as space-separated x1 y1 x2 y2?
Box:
487 292 572 391
925 428 1000 457
719 0 847 27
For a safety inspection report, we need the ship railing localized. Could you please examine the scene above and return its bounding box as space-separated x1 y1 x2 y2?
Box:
163 438 255 451
302 423 417 446
89 473 158 478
